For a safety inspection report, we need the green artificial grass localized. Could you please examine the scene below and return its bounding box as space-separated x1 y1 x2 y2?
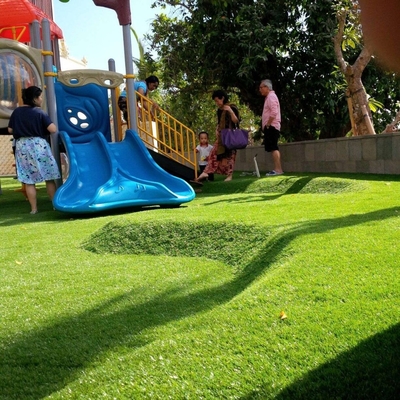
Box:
0 173 399 399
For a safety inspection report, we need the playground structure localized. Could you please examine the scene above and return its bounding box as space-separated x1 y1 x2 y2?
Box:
0 0 196 212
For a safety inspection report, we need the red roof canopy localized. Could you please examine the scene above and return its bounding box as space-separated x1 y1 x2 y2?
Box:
0 0 63 42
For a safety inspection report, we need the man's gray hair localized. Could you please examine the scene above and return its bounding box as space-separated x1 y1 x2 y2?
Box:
261 79 273 90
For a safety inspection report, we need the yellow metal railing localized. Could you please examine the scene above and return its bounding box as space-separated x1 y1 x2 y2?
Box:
119 90 198 179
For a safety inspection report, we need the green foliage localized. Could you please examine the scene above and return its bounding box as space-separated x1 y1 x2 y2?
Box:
362 61 400 132
332 0 400 133
130 27 148 80
160 89 257 142
368 97 383 113
149 0 400 140
149 0 346 140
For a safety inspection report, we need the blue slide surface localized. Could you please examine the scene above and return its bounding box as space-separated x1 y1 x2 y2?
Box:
53 129 195 213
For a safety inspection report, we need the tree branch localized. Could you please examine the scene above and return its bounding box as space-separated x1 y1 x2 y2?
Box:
353 45 373 78
382 109 400 133
333 10 348 73
153 0 194 15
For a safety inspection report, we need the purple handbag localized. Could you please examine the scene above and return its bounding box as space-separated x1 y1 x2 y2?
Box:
220 128 249 150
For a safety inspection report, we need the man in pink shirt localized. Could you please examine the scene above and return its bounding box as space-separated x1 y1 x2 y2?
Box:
260 79 283 176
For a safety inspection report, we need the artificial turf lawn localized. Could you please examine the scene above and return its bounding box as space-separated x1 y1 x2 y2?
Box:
0 173 399 399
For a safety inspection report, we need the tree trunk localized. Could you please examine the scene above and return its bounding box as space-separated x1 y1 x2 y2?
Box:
334 10 375 136
345 66 374 135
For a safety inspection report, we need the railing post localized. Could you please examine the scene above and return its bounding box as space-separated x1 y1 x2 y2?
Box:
122 24 138 131
108 58 121 141
92 0 138 132
42 19 62 188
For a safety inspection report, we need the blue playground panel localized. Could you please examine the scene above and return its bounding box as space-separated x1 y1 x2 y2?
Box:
55 82 112 143
53 82 195 213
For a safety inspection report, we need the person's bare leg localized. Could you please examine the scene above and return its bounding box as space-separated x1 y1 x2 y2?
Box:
46 180 56 200
224 174 232 181
272 150 283 173
25 183 38 213
196 172 209 181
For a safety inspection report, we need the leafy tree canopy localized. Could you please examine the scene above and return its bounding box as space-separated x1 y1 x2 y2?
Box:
148 0 400 141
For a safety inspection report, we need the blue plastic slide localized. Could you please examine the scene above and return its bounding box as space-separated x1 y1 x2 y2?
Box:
53 129 195 213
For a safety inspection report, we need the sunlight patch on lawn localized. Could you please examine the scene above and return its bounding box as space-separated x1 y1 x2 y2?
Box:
243 176 368 194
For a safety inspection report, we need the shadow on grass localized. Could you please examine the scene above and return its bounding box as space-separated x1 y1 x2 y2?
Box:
0 172 376 226
201 176 314 206
242 323 400 400
0 207 399 398
0 185 59 227
0 187 188 228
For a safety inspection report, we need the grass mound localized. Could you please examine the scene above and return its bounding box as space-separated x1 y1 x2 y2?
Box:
83 221 269 269
294 176 367 194
203 174 368 195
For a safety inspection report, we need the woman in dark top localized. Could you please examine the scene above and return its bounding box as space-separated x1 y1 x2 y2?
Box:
196 90 239 182
8 86 60 214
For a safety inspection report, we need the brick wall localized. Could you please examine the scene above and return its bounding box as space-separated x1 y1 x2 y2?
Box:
235 132 400 175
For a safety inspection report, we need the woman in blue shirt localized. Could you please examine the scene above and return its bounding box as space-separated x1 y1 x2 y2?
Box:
8 86 60 214
118 75 160 122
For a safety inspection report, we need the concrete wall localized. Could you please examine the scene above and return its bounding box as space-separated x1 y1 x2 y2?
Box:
235 132 400 175
2 132 400 177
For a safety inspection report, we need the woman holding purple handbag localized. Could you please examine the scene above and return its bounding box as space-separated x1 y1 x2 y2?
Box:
194 90 239 183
